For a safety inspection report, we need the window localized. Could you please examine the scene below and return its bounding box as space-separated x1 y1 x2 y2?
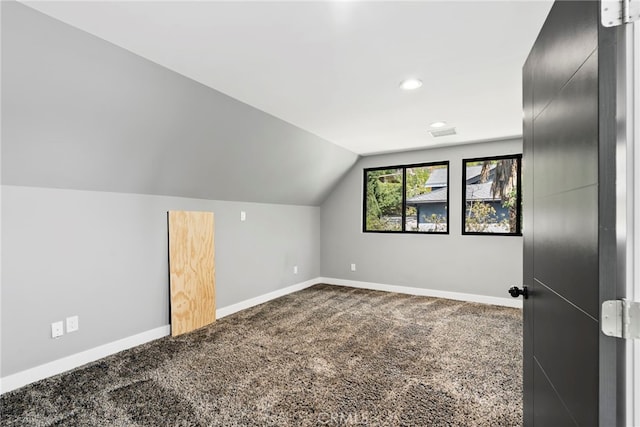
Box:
363 162 449 233
462 154 522 235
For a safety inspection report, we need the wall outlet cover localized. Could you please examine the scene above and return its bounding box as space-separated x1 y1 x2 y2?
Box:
293 266 298 274
66 315 79 333
51 321 64 338
350 263 357 272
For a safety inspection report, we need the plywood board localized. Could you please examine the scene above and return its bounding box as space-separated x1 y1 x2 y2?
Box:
168 211 215 337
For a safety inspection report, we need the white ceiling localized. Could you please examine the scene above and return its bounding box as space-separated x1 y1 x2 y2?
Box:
22 1 553 155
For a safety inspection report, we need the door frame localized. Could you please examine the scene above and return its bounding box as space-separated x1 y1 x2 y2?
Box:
612 12 638 427
627 17 640 427
599 7 640 424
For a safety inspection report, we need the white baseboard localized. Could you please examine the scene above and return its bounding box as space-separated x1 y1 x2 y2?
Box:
0 325 171 395
318 277 523 309
1 276 518 394
0 278 319 395
215 278 318 319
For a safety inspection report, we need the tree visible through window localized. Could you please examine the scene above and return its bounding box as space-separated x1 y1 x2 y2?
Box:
363 162 449 233
462 155 522 235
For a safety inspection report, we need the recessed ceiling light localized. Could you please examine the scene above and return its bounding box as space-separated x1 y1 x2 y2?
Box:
399 78 423 90
430 121 447 128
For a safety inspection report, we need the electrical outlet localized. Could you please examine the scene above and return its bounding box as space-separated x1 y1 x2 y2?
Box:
66 315 79 333
350 263 357 272
240 211 247 221
51 321 64 338
293 266 298 274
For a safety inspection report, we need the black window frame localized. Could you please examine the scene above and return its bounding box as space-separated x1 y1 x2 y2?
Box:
362 160 450 234
461 154 522 236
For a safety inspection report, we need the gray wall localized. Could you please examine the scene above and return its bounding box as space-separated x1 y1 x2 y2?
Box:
1 185 320 376
1 2 358 205
0 2 348 377
320 138 523 298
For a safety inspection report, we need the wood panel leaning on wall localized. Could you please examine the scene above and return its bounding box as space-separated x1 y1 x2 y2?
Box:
168 211 216 337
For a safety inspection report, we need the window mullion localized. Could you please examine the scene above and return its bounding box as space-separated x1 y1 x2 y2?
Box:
401 167 407 232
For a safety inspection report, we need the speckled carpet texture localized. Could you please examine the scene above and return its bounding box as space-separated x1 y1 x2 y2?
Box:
1 284 523 426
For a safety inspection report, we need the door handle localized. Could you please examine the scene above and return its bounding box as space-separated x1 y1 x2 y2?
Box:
509 286 528 299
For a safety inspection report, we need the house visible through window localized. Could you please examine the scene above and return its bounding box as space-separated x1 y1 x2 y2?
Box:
363 162 449 233
462 155 522 235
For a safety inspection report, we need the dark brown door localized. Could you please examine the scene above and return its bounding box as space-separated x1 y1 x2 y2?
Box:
522 2 625 426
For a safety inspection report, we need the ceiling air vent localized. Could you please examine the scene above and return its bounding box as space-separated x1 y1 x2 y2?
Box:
429 127 457 138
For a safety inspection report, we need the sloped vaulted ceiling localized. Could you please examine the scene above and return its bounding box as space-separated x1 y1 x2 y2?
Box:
15 0 553 155
1 2 358 206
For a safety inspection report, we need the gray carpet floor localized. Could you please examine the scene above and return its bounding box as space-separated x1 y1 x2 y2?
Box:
1 284 523 426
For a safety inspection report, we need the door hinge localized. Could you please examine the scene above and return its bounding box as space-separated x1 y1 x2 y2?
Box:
602 300 640 339
602 0 640 27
